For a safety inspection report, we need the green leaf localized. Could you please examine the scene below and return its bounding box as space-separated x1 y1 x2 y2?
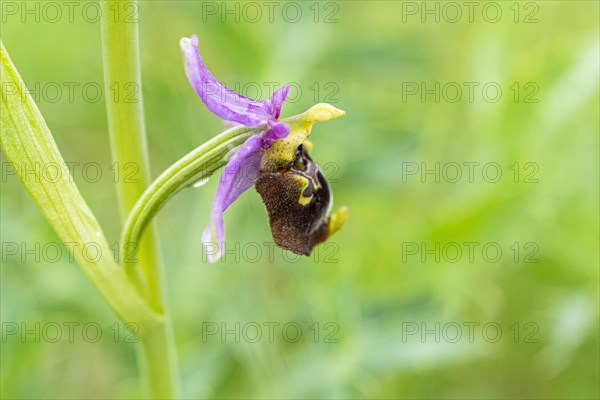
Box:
0 42 159 334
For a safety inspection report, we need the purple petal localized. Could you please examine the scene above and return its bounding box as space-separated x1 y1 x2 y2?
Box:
181 35 273 127
201 134 263 261
269 84 290 119
261 121 291 149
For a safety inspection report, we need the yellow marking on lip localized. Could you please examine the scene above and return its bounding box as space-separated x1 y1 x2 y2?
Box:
298 193 313 206
292 175 313 206
292 165 321 191
292 169 323 206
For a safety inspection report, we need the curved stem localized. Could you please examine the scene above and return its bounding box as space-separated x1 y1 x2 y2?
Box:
121 125 258 249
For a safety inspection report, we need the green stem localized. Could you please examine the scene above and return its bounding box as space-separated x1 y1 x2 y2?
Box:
121 124 258 249
100 1 178 398
138 322 179 398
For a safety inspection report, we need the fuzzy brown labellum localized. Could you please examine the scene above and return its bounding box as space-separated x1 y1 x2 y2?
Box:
255 144 332 256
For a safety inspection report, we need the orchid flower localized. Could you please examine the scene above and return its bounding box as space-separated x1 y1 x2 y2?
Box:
180 34 347 262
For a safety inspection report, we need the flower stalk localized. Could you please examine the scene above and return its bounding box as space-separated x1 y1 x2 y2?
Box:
121 124 258 250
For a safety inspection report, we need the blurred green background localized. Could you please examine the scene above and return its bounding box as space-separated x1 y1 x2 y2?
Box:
1 1 599 398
